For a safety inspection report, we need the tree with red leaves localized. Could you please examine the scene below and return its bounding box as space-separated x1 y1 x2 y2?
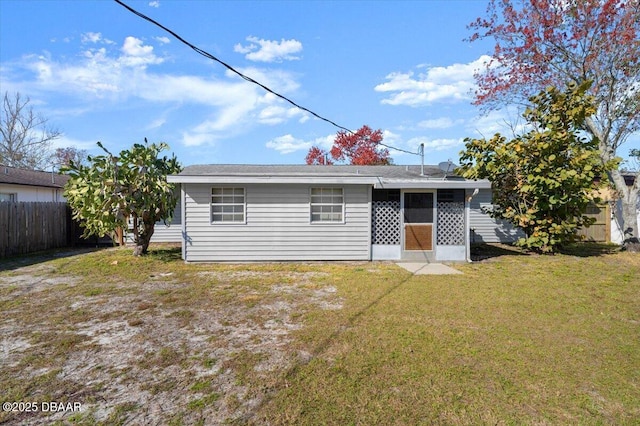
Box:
305 146 334 165
305 125 391 166
469 0 640 248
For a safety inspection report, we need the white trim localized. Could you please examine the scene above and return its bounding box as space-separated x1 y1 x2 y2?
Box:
372 244 401 260
181 184 186 260
435 245 466 261
210 186 246 225
168 174 491 190
376 179 491 189
367 185 372 260
168 175 378 185
309 186 345 224
0 192 17 202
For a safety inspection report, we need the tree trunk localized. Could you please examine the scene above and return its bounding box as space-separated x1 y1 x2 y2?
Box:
132 219 155 256
609 169 640 250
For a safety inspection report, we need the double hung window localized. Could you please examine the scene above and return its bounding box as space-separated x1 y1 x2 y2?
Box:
211 187 245 223
310 187 343 222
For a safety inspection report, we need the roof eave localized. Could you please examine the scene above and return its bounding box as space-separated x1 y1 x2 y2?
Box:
167 175 380 185
0 181 66 189
168 175 491 188
374 179 492 189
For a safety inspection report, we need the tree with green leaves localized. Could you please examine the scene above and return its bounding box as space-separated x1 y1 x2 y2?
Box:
468 0 640 247
459 82 612 253
63 139 182 256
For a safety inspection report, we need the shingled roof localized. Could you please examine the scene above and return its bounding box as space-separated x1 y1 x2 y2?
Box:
177 164 450 179
0 165 69 188
168 164 493 189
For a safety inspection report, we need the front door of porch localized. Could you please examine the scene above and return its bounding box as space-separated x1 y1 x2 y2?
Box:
403 191 435 261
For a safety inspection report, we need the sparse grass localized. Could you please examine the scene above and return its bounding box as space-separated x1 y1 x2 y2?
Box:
0 244 638 425
104 402 139 425
258 246 640 425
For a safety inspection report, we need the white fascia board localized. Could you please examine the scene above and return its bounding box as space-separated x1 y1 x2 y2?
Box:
374 179 491 189
167 175 378 185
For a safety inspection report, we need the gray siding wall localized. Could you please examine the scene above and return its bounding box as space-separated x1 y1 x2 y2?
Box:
150 197 182 243
125 188 182 244
183 183 371 261
469 188 523 243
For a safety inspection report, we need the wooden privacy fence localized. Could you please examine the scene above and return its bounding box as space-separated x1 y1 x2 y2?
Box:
577 203 611 243
0 202 80 258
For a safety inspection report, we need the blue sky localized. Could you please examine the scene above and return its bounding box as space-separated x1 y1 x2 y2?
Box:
2 1 637 168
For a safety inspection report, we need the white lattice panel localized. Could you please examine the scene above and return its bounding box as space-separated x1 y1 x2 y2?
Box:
437 201 464 245
372 200 400 245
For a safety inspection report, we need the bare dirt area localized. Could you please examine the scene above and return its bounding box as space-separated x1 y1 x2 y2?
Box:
0 249 343 425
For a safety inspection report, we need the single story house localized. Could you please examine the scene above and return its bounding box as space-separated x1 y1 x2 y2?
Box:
167 164 493 262
0 165 68 202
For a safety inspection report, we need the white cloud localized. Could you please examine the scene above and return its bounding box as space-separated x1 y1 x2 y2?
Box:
316 134 335 149
23 37 168 96
230 67 300 94
10 35 306 148
382 129 402 147
146 117 166 130
265 134 312 154
407 136 465 152
182 132 213 147
80 32 114 45
234 36 302 62
52 135 98 151
375 55 492 106
149 1 160 7
266 134 333 154
418 117 463 129
81 32 102 44
258 105 309 125
120 36 164 67
154 36 170 45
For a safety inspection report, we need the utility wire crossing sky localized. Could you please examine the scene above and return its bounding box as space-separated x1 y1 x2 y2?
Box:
115 0 420 157
1 0 638 167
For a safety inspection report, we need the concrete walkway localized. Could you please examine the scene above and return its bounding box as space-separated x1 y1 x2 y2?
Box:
396 262 463 275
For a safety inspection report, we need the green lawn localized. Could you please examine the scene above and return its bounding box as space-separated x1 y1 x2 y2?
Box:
1 244 638 425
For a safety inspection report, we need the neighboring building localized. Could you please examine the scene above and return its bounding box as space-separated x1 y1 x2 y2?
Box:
0 165 68 202
167 164 491 262
609 173 640 244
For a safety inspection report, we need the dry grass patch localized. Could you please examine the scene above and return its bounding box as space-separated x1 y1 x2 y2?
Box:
0 246 343 425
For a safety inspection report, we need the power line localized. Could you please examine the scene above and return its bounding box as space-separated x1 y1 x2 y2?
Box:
113 0 419 156
377 142 418 156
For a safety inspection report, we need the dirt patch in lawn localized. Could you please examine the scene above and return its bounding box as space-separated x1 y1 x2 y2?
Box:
0 251 343 425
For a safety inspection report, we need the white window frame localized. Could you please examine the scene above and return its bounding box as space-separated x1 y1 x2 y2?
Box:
211 187 246 224
0 193 16 202
310 187 344 223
